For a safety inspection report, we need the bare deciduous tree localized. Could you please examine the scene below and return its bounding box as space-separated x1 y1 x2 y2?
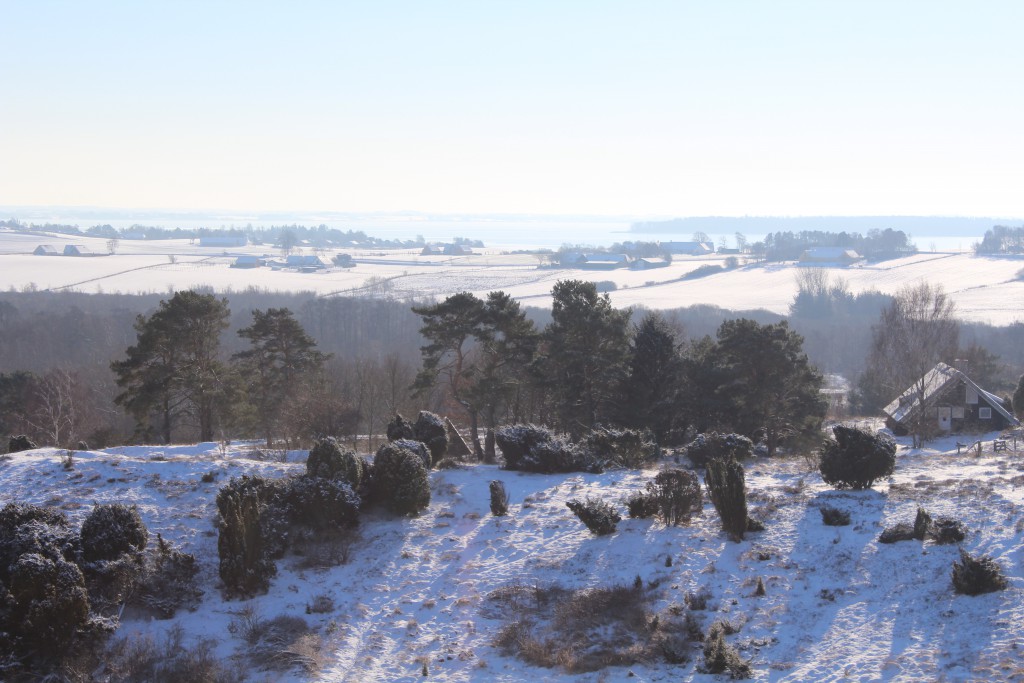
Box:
868 282 959 446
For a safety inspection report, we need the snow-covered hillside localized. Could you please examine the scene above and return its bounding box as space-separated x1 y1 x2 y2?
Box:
1 433 1021 681
2 230 1022 324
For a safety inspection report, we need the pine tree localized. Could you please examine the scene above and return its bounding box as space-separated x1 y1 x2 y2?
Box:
234 307 328 447
714 319 826 456
112 290 230 443
620 312 684 441
540 280 631 437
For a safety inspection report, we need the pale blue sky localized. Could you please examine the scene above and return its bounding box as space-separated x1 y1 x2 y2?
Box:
2 1 1022 217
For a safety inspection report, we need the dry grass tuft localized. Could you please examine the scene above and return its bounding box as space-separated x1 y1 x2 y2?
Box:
103 624 243 683
487 581 700 673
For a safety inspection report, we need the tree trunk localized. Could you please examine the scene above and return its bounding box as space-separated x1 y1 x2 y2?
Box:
469 410 484 460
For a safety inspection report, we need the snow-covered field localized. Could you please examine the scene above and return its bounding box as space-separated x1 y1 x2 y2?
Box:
3 230 1023 324
2 432 1022 681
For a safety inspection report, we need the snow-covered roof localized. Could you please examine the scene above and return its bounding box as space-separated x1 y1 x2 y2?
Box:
799 247 861 261
883 362 1018 425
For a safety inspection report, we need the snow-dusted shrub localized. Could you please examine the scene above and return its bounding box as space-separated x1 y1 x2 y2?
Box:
625 490 660 519
414 410 449 465
217 477 277 598
912 506 966 544
392 438 431 468
0 504 78 582
4 552 93 654
931 517 967 545
951 549 1008 595
489 480 509 516
283 476 360 531
819 505 851 526
684 432 753 469
819 425 896 490
495 424 555 469
646 469 703 526
878 522 915 544
701 621 751 678
566 498 621 535
372 443 431 516
580 426 658 469
496 424 600 474
704 457 748 542
7 434 37 453
306 437 362 489
80 503 148 563
386 413 416 441
131 534 201 619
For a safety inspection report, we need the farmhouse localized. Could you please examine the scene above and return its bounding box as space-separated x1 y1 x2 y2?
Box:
33 244 60 256
579 253 629 270
231 255 264 268
883 362 1018 435
630 257 670 270
285 254 329 270
63 244 101 256
799 247 862 264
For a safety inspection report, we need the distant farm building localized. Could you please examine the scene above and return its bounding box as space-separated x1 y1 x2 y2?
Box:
661 241 714 255
199 235 248 248
285 254 329 271
580 253 629 270
63 244 101 256
883 362 1018 435
231 255 264 269
630 257 671 270
798 247 862 265
33 244 60 256
420 245 442 255
443 243 473 255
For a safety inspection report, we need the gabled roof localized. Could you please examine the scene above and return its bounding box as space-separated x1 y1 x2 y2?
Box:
883 362 1018 425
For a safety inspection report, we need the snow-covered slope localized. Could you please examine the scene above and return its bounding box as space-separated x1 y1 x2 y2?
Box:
2 230 1022 324
1 434 1021 681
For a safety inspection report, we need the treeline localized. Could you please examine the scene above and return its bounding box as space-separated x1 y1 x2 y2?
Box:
0 218 468 250
974 225 1024 255
3 281 1023 450
752 228 916 262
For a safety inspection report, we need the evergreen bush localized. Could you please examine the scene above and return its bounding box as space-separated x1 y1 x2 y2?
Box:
701 621 751 678
495 424 601 473
414 410 449 465
645 469 703 526
625 491 660 519
283 476 360 531
306 437 362 488
4 552 93 656
392 438 431 468
819 505 851 526
386 413 416 441
580 426 658 469
951 548 1008 595
0 504 78 582
372 443 431 515
216 478 276 597
7 434 37 453
80 503 149 563
704 457 748 542
819 425 896 490
489 480 510 516
684 432 754 469
565 497 621 535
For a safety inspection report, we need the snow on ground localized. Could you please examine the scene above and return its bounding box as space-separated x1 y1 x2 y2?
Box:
1 432 1022 681
2 230 1022 324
